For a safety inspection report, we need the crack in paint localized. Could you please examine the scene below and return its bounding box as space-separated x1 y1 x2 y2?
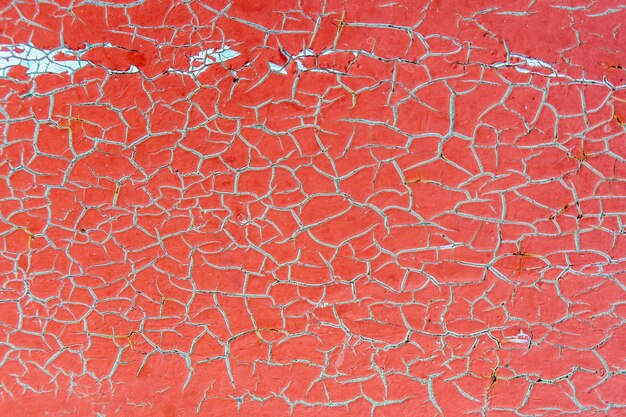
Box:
0 1 625 416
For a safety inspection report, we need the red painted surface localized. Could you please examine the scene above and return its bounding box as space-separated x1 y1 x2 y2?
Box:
0 1 625 416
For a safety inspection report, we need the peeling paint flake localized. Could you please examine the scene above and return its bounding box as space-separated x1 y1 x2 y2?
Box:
0 44 87 76
188 47 240 75
268 61 287 74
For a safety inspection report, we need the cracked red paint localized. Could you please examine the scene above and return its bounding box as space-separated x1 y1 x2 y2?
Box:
0 1 625 416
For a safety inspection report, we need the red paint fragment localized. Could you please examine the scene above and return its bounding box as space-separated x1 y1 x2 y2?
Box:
0 1 625 416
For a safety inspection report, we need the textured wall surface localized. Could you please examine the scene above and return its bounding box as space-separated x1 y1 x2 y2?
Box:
0 1 625 416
